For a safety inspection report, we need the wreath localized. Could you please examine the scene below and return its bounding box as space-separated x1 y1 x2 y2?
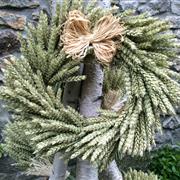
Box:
1 0 180 174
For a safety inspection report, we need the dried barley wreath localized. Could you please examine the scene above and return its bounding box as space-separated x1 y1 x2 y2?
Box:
1 1 180 172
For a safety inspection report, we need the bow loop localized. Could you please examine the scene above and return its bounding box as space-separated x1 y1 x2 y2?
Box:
62 10 124 65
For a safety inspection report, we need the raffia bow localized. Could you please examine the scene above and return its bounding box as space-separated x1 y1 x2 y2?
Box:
62 10 124 65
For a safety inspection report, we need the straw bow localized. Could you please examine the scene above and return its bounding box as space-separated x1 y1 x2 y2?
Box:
62 10 124 65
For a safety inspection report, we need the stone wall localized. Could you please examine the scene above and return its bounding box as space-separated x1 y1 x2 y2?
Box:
113 0 180 148
0 0 179 179
0 1 50 179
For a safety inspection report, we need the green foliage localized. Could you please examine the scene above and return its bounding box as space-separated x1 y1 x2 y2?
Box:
1 3 84 170
1 55 84 168
62 10 180 170
148 146 180 180
3 121 34 168
103 67 124 94
26 158 52 177
19 11 85 86
0 144 4 158
66 173 76 180
124 169 159 180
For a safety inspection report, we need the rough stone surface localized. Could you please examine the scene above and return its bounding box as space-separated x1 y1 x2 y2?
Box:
172 60 180 72
172 128 180 144
0 102 9 132
0 11 26 30
137 4 153 15
164 14 180 29
0 1 49 179
149 0 170 13
0 29 20 55
162 116 180 130
0 0 39 9
138 0 170 15
174 29 180 38
155 115 180 147
155 130 173 145
139 0 148 3
32 10 40 21
119 0 139 10
171 0 180 15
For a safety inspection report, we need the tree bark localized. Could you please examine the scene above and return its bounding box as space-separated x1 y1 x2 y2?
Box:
76 61 123 180
75 0 111 178
49 152 67 180
76 1 123 179
49 79 82 180
76 63 102 180
50 0 123 179
100 160 123 180
49 73 83 180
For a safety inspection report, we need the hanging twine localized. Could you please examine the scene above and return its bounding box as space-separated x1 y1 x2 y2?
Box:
62 10 124 65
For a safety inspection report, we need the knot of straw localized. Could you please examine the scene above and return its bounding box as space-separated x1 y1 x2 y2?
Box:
62 10 124 65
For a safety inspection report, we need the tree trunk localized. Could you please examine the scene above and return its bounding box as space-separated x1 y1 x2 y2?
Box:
76 63 102 180
75 1 111 179
49 152 67 180
50 0 123 179
100 160 123 180
76 1 123 179
49 79 82 180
